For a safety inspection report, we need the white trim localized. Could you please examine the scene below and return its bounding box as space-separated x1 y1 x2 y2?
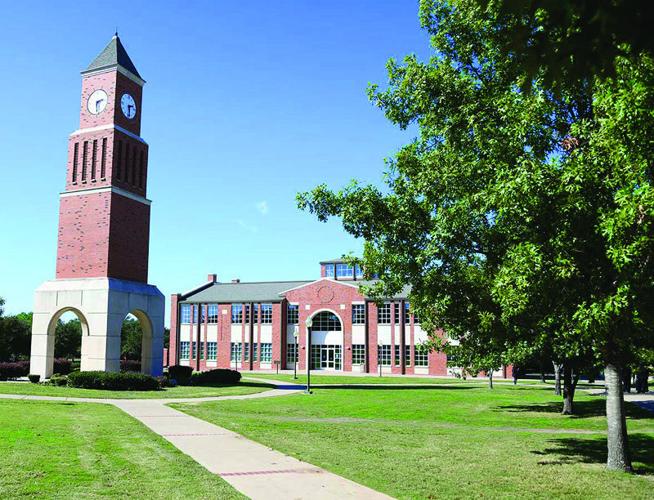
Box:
70 124 147 145
278 277 361 296
81 65 146 86
60 186 151 206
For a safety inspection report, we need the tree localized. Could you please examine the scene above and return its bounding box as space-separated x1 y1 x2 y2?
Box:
120 317 143 360
0 313 31 361
298 0 653 472
54 318 82 359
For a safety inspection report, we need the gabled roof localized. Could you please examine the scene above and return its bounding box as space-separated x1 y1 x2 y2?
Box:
82 35 142 80
180 280 312 304
180 278 411 303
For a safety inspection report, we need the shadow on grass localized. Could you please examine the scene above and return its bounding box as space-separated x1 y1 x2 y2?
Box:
184 381 275 389
312 384 478 391
498 399 653 420
534 434 654 474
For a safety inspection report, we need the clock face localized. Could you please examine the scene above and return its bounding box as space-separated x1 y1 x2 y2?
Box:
121 93 137 119
87 89 108 115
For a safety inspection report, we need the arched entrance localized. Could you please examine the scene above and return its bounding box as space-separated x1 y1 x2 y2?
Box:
308 310 343 371
119 309 156 375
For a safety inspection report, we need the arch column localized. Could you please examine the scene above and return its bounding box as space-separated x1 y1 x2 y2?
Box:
30 277 164 379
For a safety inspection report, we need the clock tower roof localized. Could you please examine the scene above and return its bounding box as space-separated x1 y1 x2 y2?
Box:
82 34 143 81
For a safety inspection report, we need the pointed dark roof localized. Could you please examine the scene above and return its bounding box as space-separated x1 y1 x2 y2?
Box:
82 35 143 80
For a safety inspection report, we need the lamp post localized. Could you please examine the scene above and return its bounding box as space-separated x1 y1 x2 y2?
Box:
305 316 313 394
293 330 298 380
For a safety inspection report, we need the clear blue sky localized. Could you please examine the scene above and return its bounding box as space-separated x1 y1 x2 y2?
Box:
0 1 429 324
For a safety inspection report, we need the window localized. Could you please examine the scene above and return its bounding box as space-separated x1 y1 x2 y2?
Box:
191 341 204 359
124 143 130 184
287 304 299 324
100 138 107 178
180 304 191 324
244 343 250 361
131 147 137 185
394 345 401 365
311 311 341 331
405 345 411 366
72 142 79 182
352 344 365 365
261 304 273 324
378 303 391 324
378 345 391 366
116 140 122 179
324 264 335 278
352 304 365 324
394 302 400 324
200 305 206 323
405 302 411 324
231 304 243 323
81 141 88 181
336 263 353 278
91 140 97 180
207 342 217 360
355 264 364 279
287 343 298 364
207 304 218 323
230 342 242 361
180 341 190 360
192 305 199 323
139 150 145 188
245 304 258 323
253 343 258 361
415 345 429 366
310 345 321 369
260 343 272 362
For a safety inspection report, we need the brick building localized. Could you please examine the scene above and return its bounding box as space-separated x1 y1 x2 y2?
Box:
169 259 450 376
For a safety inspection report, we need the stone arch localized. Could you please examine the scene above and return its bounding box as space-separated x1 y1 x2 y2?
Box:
127 308 155 374
307 309 343 370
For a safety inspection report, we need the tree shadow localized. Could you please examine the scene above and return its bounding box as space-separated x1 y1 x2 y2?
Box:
534 434 654 474
312 384 477 391
497 400 653 420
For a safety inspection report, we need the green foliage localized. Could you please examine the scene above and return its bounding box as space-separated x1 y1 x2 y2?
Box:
67 371 160 391
120 317 143 360
48 374 68 386
27 374 40 384
54 317 81 359
0 315 30 361
168 364 194 385
191 369 241 386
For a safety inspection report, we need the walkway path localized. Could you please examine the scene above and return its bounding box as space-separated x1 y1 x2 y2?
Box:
1 381 392 500
587 388 654 414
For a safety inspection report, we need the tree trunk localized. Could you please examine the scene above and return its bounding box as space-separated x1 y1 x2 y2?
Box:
513 369 518 385
553 362 562 395
622 367 632 393
488 371 493 389
605 363 633 472
540 368 546 383
635 369 649 393
562 365 575 415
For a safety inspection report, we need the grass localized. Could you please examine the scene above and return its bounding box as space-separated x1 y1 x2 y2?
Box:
174 384 654 499
0 399 243 498
0 380 272 399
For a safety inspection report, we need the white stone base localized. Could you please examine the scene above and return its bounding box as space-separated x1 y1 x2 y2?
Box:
30 277 165 379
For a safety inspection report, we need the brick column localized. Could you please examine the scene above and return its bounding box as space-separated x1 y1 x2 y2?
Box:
218 304 231 369
272 302 284 370
169 294 180 366
366 301 378 373
342 304 352 372
400 300 406 375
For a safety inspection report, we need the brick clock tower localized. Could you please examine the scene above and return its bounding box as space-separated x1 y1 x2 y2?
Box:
30 35 164 379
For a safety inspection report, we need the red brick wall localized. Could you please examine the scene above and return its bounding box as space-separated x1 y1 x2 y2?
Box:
169 294 180 366
106 192 150 282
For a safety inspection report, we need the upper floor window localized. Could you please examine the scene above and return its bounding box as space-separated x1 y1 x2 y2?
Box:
354 265 364 279
394 302 400 324
193 305 199 323
180 304 191 324
378 302 391 324
231 304 243 324
336 263 353 278
245 304 258 323
352 304 365 324
287 304 299 324
324 265 335 278
311 311 341 331
261 304 273 324
207 304 218 324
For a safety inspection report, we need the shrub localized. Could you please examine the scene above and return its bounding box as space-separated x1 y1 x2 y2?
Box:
192 368 241 386
168 365 194 385
120 360 141 372
156 375 176 388
0 361 30 380
67 371 160 391
53 358 73 375
49 374 68 386
28 374 40 384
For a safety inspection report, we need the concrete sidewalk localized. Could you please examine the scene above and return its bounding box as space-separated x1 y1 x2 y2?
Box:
1 383 392 500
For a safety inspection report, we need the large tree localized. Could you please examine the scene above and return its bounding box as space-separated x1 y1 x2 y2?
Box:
298 0 653 472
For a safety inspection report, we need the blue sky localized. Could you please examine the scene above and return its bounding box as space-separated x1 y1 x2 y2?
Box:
0 1 430 324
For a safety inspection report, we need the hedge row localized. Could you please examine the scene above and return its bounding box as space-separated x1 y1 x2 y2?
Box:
67 371 160 391
167 365 241 386
0 358 72 380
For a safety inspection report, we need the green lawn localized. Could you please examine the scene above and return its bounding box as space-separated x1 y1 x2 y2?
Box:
0 399 243 498
174 385 654 499
0 381 272 399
